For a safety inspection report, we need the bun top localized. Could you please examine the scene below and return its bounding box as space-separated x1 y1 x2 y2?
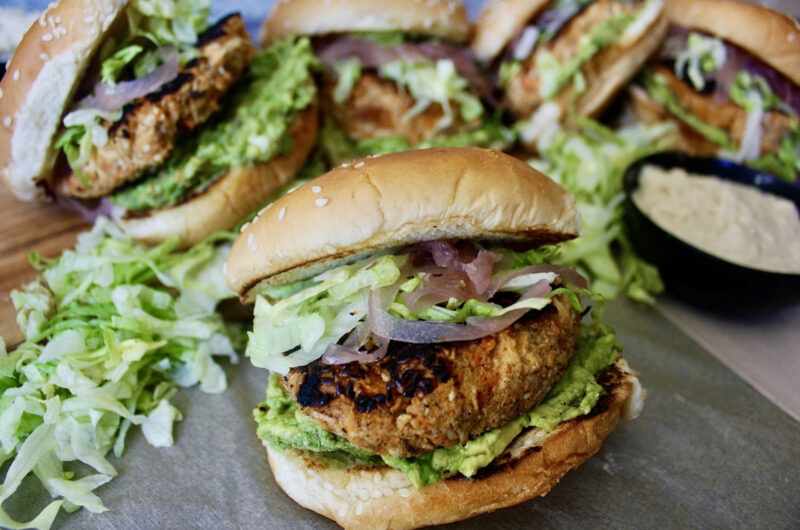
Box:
665 0 800 87
260 0 470 47
0 0 129 200
471 0 551 64
225 147 581 300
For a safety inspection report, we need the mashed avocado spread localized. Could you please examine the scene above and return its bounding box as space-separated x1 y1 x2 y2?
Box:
254 320 621 488
111 37 317 211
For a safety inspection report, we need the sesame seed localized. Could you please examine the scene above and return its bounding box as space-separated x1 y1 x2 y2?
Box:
3 117 11 127
12 70 19 81
354 161 364 168
39 53 49 61
250 244 258 253
142 145 151 153
278 207 286 220
789 33 797 43
42 33 53 42
259 203 273 215
247 233 254 246
311 185 322 193
240 222 250 233
54 16 61 23
315 198 329 207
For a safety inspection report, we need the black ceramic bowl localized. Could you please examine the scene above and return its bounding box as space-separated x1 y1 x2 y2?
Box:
623 152 800 312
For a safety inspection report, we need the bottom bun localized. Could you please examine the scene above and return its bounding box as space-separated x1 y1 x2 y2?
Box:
115 105 318 248
266 357 643 530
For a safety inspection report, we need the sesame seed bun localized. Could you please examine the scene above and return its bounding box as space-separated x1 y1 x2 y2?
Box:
225 146 580 300
259 0 470 47
0 0 129 200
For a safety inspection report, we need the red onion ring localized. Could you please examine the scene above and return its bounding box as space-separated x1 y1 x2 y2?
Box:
81 46 180 112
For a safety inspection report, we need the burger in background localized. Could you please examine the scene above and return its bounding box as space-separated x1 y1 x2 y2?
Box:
629 0 800 181
0 0 318 247
471 0 668 149
226 147 644 528
260 0 514 168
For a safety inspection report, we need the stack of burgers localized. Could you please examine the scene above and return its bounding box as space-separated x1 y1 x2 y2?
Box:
1 0 797 527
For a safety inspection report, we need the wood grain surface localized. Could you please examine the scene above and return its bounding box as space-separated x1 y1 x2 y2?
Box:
0 183 89 346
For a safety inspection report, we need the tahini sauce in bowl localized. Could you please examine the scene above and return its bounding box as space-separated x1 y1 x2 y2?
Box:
633 165 800 274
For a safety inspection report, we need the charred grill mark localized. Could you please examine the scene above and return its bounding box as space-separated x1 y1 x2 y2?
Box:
296 371 335 407
296 340 455 413
197 13 239 46
146 72 194 103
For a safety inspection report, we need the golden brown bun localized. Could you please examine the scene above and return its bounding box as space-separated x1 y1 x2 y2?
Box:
225 147 581 300
259 0 470 47
665 0 800 87
266 357 643 530
115 105 317 249
0 0 129 200
471 0 551 64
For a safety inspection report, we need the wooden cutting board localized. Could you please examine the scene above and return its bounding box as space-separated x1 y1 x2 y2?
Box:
0 182 89 346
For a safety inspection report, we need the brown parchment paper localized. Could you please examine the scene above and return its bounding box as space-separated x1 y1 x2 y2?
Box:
7 299 800 528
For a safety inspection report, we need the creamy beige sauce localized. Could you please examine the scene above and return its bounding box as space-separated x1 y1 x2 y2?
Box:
633 165 800 274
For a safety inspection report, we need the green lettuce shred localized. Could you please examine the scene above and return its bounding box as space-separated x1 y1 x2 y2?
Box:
528 116 672 302
246 246 570 374
0 218 243 529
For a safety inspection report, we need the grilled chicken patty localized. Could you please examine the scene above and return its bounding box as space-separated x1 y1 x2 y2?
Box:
319 72 478 145
281 294 581 458
59 14 254 199
505 0 639 118
647 66 795 156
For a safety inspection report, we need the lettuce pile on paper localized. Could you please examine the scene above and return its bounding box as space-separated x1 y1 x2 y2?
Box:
0 219 241 529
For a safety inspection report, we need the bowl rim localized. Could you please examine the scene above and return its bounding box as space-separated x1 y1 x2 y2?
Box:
623 151 800 280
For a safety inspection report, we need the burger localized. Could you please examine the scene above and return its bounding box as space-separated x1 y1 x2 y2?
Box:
225 147 644 528
259 0 513 167
471 0 668 149
0 0 318 247
628 0 800 181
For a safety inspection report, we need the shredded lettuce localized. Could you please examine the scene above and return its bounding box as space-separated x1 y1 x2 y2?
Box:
379 59 483 129
673 32 727 91
749 130 800 182
247 246 566 374
332 57 362 104
0 218 242 528
498 60 522 89
528 116 671 302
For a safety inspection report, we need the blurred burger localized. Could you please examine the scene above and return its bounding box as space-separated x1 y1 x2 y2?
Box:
260 0 513 167
629 0 800 181
472 0 668 148
0 0 318 247
225 147 644 528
